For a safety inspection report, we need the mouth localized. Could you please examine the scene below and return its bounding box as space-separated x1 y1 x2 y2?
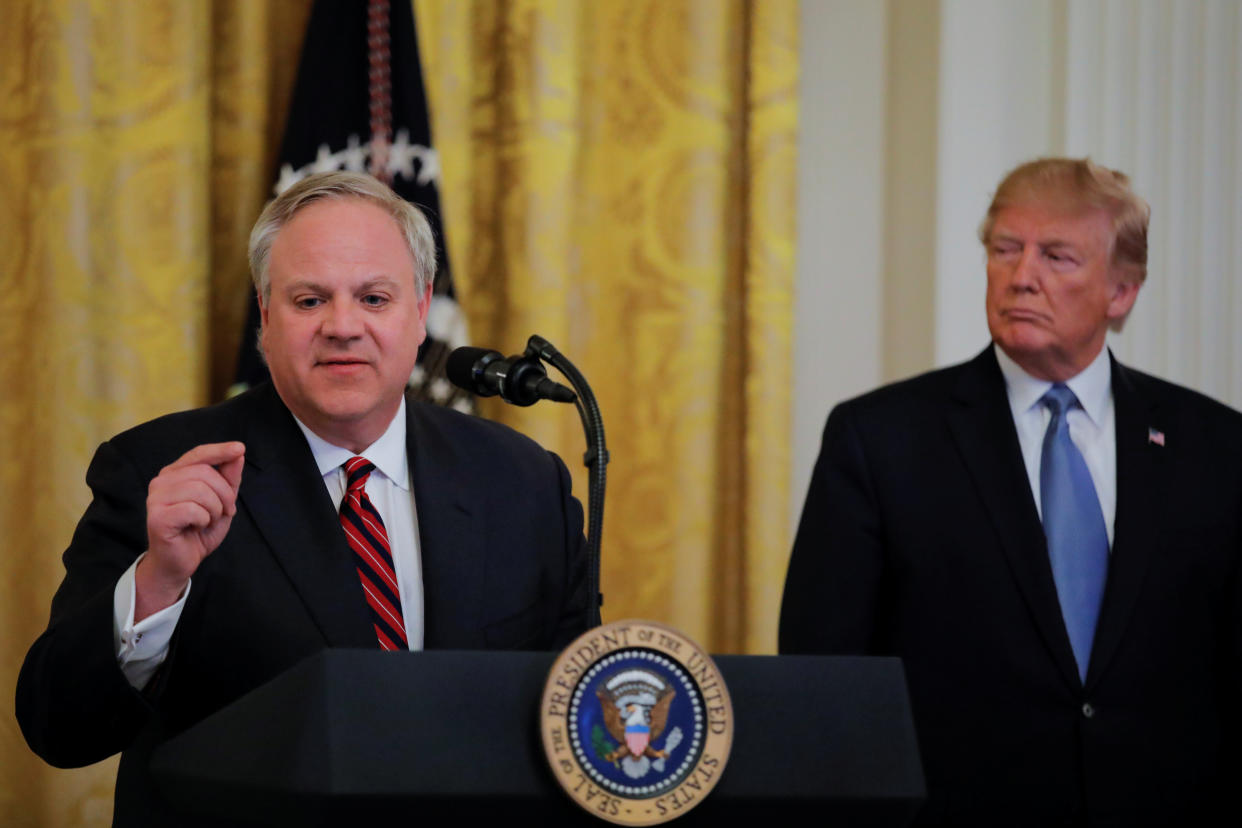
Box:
316 358 370 370
1001 308 1049 324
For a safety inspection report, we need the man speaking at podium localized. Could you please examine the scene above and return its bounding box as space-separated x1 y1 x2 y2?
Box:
781 159 1242 826
17 171 590 823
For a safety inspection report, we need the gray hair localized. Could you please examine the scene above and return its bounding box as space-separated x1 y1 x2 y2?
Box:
248 171 438 304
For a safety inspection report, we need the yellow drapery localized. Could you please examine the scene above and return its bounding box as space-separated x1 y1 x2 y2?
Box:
0 2 795 824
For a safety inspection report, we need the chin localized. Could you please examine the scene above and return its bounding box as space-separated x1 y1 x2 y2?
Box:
299 387 372 417
322 399 382 423
994 323 1050 353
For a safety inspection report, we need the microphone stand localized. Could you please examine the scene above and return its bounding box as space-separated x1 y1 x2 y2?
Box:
522 335 607 627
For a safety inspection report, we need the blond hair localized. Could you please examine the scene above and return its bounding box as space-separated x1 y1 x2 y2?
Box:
980 157 1150 284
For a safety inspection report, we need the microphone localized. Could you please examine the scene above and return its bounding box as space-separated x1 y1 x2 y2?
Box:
445 346 577 407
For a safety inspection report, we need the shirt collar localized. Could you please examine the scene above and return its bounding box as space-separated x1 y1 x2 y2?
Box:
994 343 1112 427
292 397 410 490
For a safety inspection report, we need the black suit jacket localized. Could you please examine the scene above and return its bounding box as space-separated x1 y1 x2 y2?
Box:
17 383 590 824
780 347 1242 827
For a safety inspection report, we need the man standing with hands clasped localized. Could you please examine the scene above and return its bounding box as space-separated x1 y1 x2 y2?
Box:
781 158 1242 826
18 171 591 824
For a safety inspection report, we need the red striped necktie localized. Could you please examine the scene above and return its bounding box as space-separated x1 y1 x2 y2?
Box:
340 456 407 650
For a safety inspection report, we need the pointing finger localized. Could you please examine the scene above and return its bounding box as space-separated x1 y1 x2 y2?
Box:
217 452 245 495
164 442 246 474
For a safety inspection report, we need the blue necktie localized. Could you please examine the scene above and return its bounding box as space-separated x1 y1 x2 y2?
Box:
1040 384 1108 682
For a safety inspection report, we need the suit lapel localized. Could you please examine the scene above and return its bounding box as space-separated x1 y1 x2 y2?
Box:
946 348 1083 688
1085 356 1162 688
236 385 376 648
406 400 486 648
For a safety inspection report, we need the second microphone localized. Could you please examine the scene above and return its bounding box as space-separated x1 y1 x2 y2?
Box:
445 346 577 407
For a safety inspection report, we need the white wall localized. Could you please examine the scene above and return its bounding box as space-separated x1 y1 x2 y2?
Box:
1065 0 1242 406
791 0 888 530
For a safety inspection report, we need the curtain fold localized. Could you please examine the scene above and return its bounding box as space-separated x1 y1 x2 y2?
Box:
0 2 795 823
1 4 310 825
2 4 213 825
416 0 797 654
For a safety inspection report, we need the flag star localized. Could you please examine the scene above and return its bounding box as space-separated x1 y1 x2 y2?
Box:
274 163 304 195
341 135 368 172
426 295 468 346
430 377 451 401
412 146 440 186
386 128 418 180
311 143 342 173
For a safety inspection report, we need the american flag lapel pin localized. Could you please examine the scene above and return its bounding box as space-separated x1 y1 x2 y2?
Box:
1147 427 1165 447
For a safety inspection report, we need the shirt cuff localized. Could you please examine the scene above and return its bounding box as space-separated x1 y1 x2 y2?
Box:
112 553 190 689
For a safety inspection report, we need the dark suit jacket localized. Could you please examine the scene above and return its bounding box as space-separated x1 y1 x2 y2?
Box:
16 383 590 825
780 347 1242 827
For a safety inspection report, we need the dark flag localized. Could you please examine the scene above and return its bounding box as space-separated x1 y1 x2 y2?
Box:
232 0 471 411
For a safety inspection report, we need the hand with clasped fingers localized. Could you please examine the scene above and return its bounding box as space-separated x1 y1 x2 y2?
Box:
135 442 246 622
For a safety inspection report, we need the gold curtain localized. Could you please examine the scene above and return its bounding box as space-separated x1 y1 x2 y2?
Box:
0 3 311 824
415 0 797 653
0 2 795 825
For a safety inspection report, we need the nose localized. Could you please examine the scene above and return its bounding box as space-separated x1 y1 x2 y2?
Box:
320 299 364 339
1009 246 1041 292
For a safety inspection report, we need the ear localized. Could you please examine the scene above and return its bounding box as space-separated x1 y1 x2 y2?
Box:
256 291 271 356
414 281 433 346
1106 272 1141 324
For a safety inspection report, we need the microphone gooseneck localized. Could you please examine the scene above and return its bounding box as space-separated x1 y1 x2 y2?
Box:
446 339 607 627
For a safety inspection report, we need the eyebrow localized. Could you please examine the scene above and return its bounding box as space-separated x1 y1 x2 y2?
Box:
282 280 326 294
282 277 401 294
990 233 1082 250
355 277 401 292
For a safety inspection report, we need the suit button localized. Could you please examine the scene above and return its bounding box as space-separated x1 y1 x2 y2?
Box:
1081 703 1095 719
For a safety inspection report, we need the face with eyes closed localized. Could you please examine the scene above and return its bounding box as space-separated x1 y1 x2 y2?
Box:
259 197 430 453
984 200 1140 382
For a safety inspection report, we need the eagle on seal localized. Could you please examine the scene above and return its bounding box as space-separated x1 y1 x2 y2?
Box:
597 669 676 763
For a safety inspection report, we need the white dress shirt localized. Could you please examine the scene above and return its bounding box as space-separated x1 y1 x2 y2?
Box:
995 343 1117 548
113 399 424 689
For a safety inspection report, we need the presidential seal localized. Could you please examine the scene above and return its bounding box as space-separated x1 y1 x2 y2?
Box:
540 620 733 825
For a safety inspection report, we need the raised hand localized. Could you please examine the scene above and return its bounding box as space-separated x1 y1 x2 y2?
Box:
135 442 245 621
